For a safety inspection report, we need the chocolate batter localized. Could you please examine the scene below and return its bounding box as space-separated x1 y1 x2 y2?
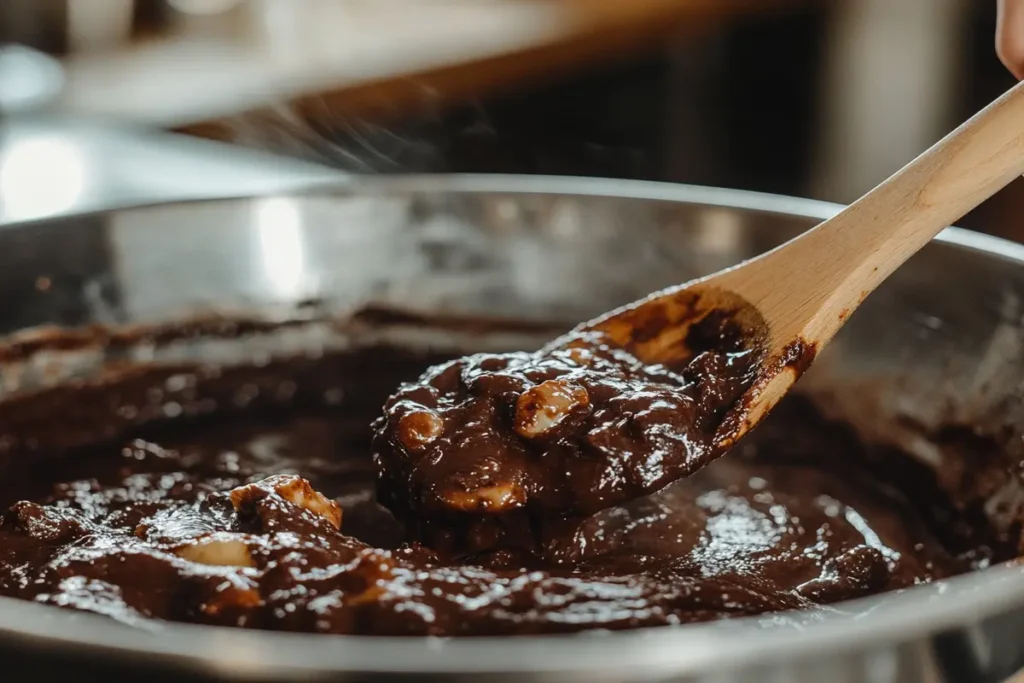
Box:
372 309 769 557
0 321 1007 636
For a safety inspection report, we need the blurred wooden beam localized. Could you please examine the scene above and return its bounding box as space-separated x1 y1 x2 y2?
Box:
51 0 807 135
257 0 809 124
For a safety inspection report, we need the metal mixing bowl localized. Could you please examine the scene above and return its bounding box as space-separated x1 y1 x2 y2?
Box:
1 175 1024 683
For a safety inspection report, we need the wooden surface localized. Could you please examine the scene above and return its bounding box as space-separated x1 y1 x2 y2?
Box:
52 0 805 130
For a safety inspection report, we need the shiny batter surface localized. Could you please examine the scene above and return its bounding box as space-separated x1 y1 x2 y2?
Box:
0 346 998 635
373 317 766 557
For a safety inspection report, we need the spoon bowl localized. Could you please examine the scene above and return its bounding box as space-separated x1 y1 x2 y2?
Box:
545 284 778 449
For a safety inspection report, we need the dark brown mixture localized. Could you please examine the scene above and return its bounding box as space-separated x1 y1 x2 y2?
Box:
373 324 759 556
0 327 1007 636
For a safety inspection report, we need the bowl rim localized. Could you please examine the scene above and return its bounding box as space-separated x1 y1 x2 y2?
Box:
2 173 1024 678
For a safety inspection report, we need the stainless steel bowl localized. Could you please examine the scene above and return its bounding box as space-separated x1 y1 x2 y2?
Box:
2 175 1024 683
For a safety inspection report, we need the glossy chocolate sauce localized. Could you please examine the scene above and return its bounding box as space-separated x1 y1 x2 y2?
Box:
0 322 1007 636
373 315 762 557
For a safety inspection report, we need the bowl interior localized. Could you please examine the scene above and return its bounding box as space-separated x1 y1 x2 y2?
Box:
2 176 1024 679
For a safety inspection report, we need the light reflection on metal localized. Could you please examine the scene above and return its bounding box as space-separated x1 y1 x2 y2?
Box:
167 0 244 16
0 134 88 221
253 196 308 301
0 46 64 112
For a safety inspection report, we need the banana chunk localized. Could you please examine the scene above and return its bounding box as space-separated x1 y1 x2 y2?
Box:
230 475 342 530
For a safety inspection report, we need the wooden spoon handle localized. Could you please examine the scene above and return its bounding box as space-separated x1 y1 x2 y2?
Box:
722 79 1024 348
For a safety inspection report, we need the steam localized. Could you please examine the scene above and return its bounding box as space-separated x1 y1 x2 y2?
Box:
214 92 495 174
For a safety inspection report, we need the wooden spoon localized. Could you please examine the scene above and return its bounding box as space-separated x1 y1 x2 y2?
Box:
550 79 1024 452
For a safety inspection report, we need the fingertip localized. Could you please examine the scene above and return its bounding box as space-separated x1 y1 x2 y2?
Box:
996 37 1024 79
997 0 1024 79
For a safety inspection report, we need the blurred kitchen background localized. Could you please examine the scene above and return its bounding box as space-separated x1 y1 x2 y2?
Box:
1 0 1021 240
